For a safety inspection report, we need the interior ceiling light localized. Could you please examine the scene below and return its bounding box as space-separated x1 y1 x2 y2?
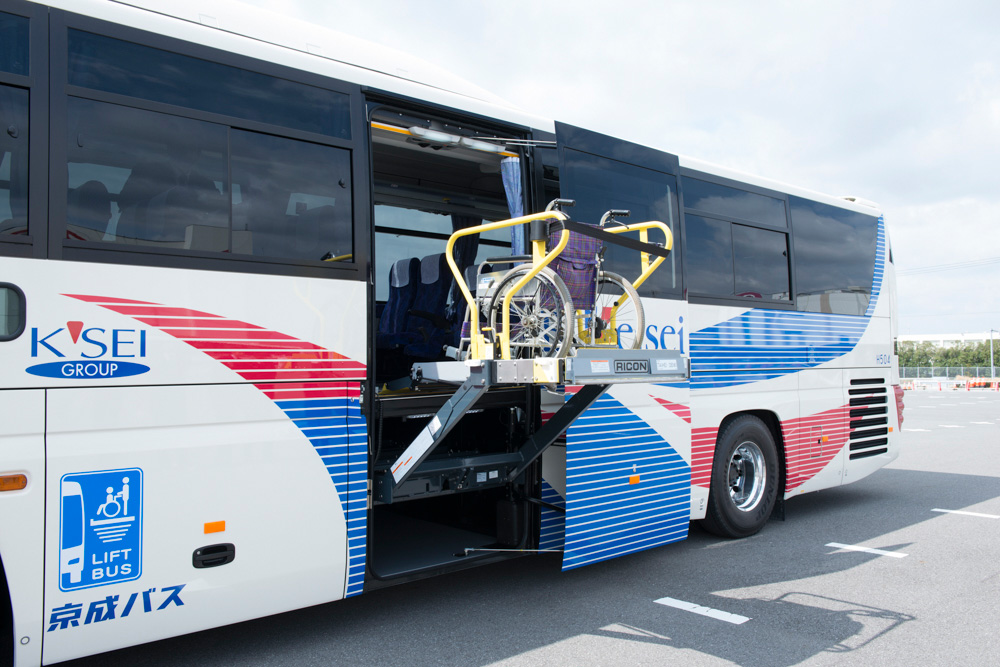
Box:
407 126 460 149
458 136 507 153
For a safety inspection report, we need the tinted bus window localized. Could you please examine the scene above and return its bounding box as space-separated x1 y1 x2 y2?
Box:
66 98 354 262
0 12 28 76
558 150 681 299
685 215 734 296
685 216 790 301
231 130 352 262
0 85 28 237
67 98 229 249
682 177 786 227
733 224 790 300
68 30 351 139
790 196 877 316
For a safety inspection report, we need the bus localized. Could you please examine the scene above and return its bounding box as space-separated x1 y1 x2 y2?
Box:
0 0 904 664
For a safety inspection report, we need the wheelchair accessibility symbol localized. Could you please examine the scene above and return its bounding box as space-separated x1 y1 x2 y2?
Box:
59 468 143 591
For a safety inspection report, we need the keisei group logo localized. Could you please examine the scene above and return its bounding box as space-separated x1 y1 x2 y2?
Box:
26 320 151 379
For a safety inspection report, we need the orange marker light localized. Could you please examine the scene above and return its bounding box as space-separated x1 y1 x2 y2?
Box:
629 475 641 485
0 474 27 492
204 521 226 534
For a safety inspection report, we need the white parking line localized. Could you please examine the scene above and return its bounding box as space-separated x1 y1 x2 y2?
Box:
904 428 930 432
932 508 1000 519
825 543 908 558
938 425 964 428
970 421 994 425
654 597 750 625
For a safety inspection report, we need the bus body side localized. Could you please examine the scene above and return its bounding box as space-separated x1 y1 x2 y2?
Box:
0 1 901 665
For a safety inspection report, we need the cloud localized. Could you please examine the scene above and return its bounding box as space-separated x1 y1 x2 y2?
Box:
246 0 1000 333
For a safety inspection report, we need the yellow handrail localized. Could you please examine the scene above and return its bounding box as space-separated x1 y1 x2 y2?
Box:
601 220 673 292
586 221 673 346
446 214 671 360
445 211 569 360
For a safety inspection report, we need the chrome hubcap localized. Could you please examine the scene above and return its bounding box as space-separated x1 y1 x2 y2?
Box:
727 441 766 512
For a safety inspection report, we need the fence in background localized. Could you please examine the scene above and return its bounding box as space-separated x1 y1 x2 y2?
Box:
900 367 996 379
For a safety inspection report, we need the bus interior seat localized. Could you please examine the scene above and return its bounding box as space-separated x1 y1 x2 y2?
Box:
402 253 455 359
115 161 181 242
146 181 227 246
376 256 421 349
67 180 112 231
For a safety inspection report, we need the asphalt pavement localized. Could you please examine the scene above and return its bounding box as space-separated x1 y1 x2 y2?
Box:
63 389 1000 667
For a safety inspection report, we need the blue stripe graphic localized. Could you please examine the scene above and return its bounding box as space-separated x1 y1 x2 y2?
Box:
865 216 886 317
275 389 368 598
563 393 689 570
538 479 566 552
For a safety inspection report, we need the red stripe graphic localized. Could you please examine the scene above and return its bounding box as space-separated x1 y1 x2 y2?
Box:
135 318 265 329
651 396 692 424
781 404 850 491
65 294 366 381
63 294 155 305
690 426 718 488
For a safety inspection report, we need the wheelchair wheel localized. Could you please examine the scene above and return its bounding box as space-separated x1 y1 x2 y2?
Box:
488 265 574 358
586 271 644 350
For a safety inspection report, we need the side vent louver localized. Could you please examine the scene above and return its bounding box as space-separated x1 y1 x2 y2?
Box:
849 378 889 460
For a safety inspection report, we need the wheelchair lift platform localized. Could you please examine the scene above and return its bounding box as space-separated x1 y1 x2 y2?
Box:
378 348 687 503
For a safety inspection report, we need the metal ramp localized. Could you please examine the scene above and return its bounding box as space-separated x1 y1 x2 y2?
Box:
377 349 688 503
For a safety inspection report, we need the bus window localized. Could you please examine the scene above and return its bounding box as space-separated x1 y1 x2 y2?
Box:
0 85 28 237
67 98 228 248
231 130 352 261
681 174 791 304
555 138 681 300
68 29 350 140
0 11 29 77
65 99 354 262
791 196 878 315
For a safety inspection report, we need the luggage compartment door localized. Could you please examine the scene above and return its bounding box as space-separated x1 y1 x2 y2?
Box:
562 382 691 570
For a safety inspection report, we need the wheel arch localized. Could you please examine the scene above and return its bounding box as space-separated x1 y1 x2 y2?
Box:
717 409 787 498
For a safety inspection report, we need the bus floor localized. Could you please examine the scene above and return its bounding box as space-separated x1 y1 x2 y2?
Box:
371 506 498 578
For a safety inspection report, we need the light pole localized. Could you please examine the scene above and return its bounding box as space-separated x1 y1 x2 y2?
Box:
989 328 999 381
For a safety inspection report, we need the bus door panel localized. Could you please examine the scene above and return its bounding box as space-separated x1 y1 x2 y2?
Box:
552 123 688 568
42 383 355 664
789 369 847 496
562 381 691 570
0 390 45 667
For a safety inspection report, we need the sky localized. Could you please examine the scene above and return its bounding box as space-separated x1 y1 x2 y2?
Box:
245 0 1000 336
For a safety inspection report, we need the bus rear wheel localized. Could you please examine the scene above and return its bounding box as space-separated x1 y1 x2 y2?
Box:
701 415 779 538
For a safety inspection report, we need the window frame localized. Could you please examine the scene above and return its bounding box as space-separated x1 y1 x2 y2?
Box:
679 168 796 310
47 8 369 281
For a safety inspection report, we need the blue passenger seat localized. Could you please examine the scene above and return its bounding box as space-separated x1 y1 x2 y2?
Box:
375 257 421 349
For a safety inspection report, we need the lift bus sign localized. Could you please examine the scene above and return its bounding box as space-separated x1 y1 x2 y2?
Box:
59 468 143 592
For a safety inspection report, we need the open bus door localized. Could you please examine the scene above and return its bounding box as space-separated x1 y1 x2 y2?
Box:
545 123 692 570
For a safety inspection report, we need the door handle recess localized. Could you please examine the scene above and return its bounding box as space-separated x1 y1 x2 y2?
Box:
193 543 235 568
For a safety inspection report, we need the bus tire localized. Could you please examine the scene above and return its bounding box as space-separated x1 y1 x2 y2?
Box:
1 556 10 667
700 415 778 538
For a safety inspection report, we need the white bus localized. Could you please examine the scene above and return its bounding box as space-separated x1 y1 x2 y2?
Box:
0 0 904 664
